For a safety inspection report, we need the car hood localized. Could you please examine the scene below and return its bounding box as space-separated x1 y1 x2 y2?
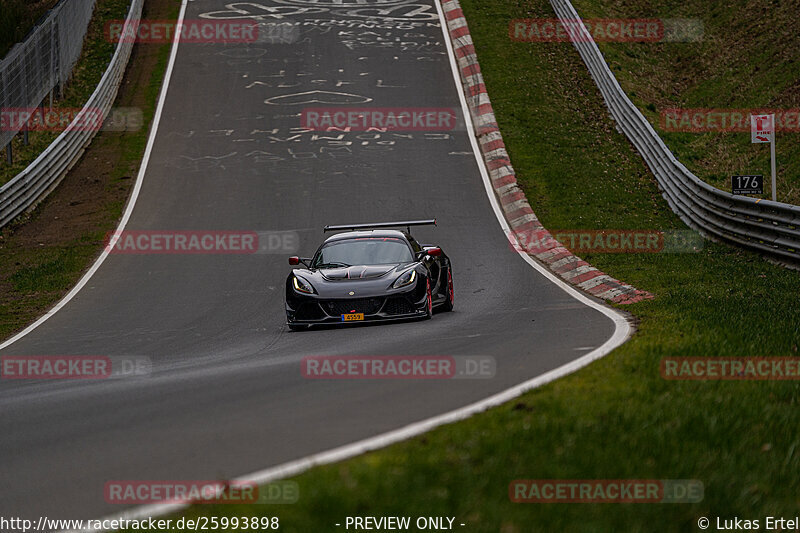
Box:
291 263 418 299
318 264 405 281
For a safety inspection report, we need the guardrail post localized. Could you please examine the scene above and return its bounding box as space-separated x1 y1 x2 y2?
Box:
770 135 777 202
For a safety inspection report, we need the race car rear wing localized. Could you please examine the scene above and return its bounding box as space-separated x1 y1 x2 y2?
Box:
323 219 436 234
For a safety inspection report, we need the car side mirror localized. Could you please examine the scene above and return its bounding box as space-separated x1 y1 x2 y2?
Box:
288 256 300 265
426 247 442 257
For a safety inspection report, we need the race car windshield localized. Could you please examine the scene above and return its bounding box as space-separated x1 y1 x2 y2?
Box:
314 238 414 267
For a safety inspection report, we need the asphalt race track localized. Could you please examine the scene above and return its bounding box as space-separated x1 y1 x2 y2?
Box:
0 0 620 521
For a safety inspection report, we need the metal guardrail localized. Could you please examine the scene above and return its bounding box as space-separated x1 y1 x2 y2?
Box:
0 0 142 229
550 0 800 265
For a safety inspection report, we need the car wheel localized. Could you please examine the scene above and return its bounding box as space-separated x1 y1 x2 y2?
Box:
424 277 433 319
442 268 454 312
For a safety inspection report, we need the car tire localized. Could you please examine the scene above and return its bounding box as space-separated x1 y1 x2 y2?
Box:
442 268 454 312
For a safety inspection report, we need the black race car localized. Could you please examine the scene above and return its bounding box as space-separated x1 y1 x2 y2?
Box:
285 220 453 330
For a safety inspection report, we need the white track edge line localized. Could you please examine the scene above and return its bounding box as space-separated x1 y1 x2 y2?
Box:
65 1 633 529
0 1 189 353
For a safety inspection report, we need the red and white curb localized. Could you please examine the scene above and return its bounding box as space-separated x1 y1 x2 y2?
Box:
441 0 652 305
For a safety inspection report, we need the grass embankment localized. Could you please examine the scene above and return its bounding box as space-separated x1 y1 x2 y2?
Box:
0 0 134 186
0 0 176 341
168 0 800 531
572 0 800 203
0 0 59 58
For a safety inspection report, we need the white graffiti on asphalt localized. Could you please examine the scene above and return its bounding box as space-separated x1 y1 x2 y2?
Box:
200 1 439 22
264 90 373 105
200 3 328 19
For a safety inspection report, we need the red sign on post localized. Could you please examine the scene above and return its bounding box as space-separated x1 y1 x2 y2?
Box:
751 114 774 143
750 113 777 201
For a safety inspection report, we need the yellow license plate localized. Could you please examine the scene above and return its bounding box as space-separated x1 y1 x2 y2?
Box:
341 313 365 322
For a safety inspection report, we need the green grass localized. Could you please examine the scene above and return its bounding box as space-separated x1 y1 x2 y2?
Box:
0 0 133 186
570 0 800 203
0 2 176 342
161 0 800 531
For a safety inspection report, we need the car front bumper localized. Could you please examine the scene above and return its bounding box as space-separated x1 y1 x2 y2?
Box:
286 291 428 326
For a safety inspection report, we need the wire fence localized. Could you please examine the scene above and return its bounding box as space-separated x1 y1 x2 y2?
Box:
0 0 97 152
0 0 141 228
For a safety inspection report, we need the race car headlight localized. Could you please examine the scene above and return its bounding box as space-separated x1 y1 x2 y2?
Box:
392 269 417 289
292 275 315 294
